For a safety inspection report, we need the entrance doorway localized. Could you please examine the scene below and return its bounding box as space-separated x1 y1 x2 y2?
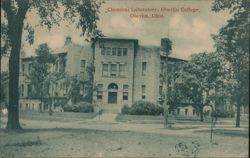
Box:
108 92 117 104
107 83 118 104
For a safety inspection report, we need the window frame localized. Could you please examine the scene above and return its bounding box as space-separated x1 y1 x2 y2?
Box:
142 62 147 76
106 47 111 56
101 47 105 55
102 64 109 76
97 84 103 100
117 48 122 56
80 60 86 69
141 85 146 99
122 48 128 56
110 64 117 77
112 48 117 56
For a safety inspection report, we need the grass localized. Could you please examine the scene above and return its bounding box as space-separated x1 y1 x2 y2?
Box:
116 113 214 124
115 113 249 125
4 136 42 147
18 111 98 122
195 129 249 138
0 127 248 157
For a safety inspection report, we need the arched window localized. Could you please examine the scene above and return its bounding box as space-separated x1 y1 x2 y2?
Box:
108 83 118 90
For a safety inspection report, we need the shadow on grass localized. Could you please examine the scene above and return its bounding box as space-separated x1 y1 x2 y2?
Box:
1 127 131 135
4 136 42 147
194 129 249 138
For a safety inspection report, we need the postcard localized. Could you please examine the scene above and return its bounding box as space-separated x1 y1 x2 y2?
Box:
0 0 248 157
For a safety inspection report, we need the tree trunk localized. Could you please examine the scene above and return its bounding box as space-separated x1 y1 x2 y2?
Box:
236 103 241 127
200 106 204 122
163 53 172 128
6 5 28 129
7 23 24 130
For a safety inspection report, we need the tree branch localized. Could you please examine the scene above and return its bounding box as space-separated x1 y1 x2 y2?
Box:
17 0 30 19
1 0 12 16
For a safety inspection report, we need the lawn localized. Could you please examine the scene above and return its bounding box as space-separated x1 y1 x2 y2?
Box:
0 127 248 157
18 111 98 122
115 113 247 125
0 112 248 157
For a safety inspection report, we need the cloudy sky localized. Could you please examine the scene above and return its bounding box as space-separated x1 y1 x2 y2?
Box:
21 0 231 59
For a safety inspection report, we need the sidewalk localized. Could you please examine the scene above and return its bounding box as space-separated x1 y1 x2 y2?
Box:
92 113 118 123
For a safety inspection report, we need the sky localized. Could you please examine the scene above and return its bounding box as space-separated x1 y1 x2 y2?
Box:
7 0 232 61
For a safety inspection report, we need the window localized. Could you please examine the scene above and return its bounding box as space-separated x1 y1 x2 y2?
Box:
97 84 103 100
119 64 126 76
28 63 32 74
123 85 129 91
185 109 188 115
177 108 180 115
168 63 174 72
27 84 32 97
117 48 122 56
101 47 105 55
62 83 66 96
20 104 22 109
79 84 84 96
106 47 111 55
111 64 117 77
123 85 129 100
142 62 147 76
160 62 164 74
207 110 210 115
81 60 86 69
80 71 84 76
22 64 25 75
21 84 24 97
159 86 163 96
168 108 171 114
62 59 66 71
55 61 59 72
112 48 117 56
55 82 58 96
123 48 128 56
141 85 146 99
102 64 108 76
123 92 128 100
193 109 196 115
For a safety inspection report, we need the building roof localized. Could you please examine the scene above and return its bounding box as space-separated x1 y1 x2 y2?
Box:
97 37 139 43
21 50 68 61
139 45 188 62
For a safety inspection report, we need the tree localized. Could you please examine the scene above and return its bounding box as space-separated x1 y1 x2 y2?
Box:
1 0 102 130
160 38 172 128
0 72 9 112
211 0 249 127
179 52 224 121
167 62 188 112
29 43 55 112
64 62 94 105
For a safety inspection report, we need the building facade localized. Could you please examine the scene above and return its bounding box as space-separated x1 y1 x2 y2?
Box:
91 38 189 113
18 37 248 115
19 37 93 111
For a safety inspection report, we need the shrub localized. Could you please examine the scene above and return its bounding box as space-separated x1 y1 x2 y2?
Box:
211 109 235 118
121 100 164 115
63 102 94 113
121 104 130 114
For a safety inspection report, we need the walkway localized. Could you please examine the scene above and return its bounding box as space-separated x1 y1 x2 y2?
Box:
92 113 118 123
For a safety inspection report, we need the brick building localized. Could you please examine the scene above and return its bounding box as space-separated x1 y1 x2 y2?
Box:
19 37 187 113
18 37 247 115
